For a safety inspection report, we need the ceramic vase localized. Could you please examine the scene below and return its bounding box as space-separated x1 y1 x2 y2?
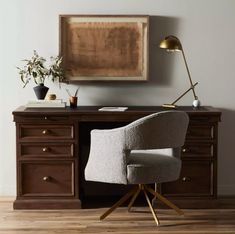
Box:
33 83 49 100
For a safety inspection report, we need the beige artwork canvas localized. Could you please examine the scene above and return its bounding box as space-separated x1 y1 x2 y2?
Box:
60 15 149 81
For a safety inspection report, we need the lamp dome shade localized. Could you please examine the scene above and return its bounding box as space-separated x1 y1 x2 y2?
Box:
159 35 182 51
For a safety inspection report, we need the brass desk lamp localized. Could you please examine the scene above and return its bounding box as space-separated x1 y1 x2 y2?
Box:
159 35 200 108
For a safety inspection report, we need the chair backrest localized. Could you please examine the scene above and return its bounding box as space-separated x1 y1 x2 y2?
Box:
85 110 189 185
124 111 189 150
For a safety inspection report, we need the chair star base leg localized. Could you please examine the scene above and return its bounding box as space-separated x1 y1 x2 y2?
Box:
143 188 160 225
100 184 183 225
100 187 138 220
144 185 184 216
128 186 141 212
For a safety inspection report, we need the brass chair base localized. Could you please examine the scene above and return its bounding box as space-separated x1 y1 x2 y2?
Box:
100 184 184 226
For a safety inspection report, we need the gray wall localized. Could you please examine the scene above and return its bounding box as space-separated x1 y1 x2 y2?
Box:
0 0 235 195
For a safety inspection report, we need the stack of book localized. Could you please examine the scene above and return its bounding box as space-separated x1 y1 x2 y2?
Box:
25 99 66 108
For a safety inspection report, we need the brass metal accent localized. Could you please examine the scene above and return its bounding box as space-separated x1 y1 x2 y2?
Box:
181 49 197 100
171 82 198 105
162 104 177 108
143 187 160 225
43 176 50 181
159 35 199 107
128 186 141 212
182 176 191 182
182 148 187 153
42 130 48 135
44 116 48 120
42 147 48 152
162 82 198 108
99 183 183 225
159 35 182 51
100 187 138 220
145 185 184 215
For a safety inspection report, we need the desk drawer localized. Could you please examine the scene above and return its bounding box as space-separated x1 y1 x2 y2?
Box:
186 125 214 140
15 115 69 123
161 161 213 196
20 143 74 158
20 161 74 196
181 143 214 158
19 125 74 140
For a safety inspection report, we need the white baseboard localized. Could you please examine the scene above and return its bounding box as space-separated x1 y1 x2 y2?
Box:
0 196 15 202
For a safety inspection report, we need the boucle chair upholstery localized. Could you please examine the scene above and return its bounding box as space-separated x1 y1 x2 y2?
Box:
85 111 189 225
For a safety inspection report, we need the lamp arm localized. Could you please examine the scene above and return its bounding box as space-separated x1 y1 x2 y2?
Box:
181 48 198 100
171 82 198 105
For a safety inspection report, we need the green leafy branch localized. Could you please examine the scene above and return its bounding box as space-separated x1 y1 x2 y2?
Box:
17 50 65 88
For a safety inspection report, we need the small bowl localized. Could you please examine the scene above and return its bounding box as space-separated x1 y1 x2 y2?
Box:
48 94 57 100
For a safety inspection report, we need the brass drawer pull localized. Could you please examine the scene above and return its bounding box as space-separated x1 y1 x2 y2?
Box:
44 116 48 120
182 176 191 182
42 129 49 135
43 176 50 182
182 148 187 153
42 147 49 152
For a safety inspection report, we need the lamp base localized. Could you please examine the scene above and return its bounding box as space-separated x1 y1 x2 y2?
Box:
162 104 177 108
192 99 200 108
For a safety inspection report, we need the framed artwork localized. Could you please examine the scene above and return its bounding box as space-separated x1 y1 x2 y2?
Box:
59 15 149 82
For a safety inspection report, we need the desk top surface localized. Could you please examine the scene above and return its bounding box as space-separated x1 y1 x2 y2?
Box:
13 106 221 116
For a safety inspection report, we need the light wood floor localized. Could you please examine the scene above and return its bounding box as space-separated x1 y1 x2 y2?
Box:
1 201 235 234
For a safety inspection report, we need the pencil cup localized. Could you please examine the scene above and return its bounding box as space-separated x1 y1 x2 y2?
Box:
69 96 77 108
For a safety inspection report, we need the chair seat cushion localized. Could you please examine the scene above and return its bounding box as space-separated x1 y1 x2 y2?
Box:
127 150 181 184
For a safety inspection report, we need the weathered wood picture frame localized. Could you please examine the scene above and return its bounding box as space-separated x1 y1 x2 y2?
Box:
60 15 149 82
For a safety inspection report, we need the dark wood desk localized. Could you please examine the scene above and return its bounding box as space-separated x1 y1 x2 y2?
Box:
12 106 221 209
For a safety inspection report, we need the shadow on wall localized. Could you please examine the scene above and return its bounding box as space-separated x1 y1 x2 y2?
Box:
217 108 235 194
80 16 181 105
149 15 180 85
